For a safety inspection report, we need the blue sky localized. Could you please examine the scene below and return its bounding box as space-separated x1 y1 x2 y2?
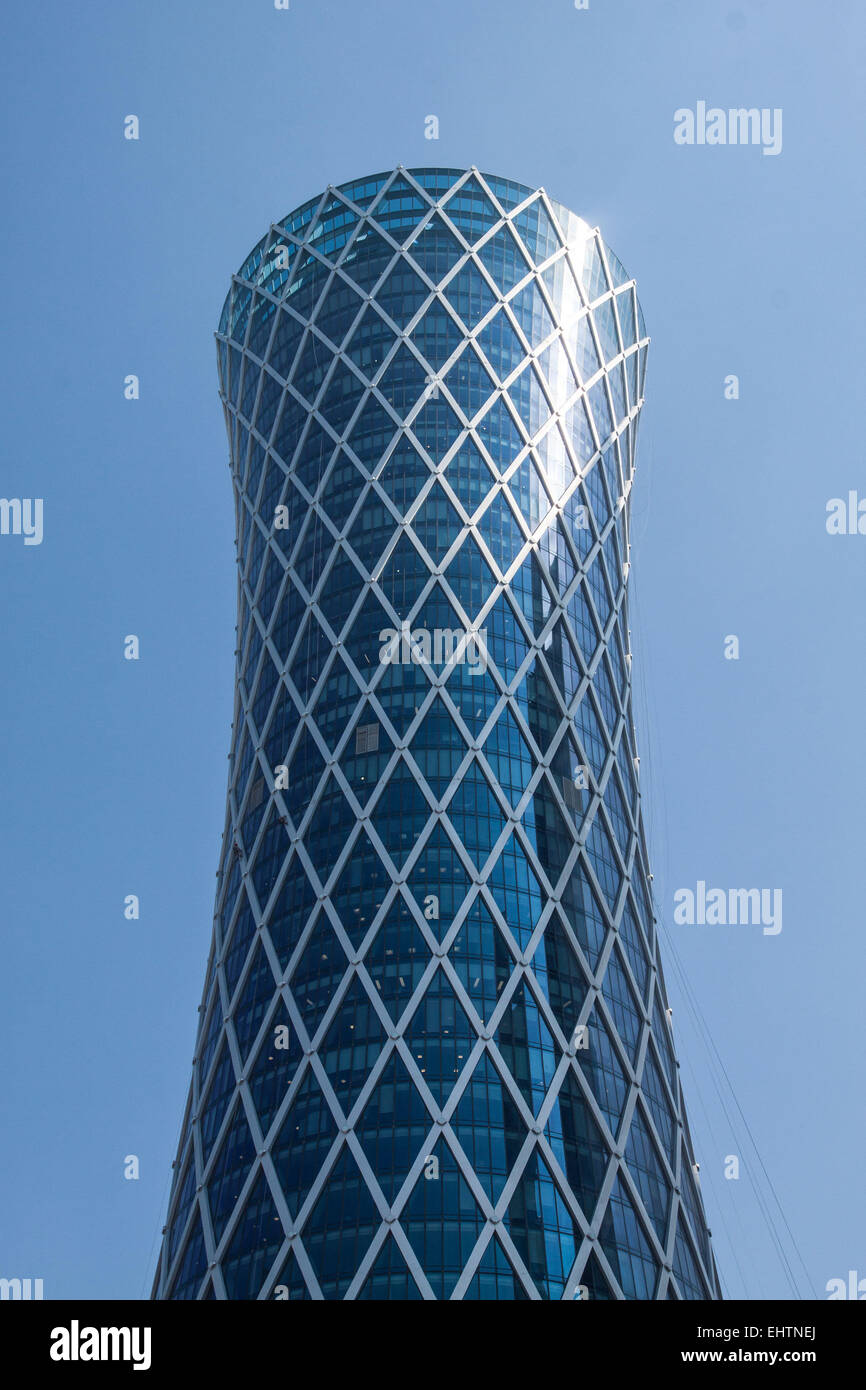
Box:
0 0 862 1299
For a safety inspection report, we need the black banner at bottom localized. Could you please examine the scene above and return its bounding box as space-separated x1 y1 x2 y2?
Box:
2 1298 859 1376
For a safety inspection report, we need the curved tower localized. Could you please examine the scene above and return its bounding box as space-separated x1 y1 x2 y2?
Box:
154 167 721 1300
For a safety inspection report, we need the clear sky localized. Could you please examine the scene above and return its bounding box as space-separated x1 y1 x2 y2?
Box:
0 0 862 1300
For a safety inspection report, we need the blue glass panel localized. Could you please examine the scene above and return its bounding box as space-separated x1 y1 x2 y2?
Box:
356 1053 432 1200
599 1177 659 1299
453 1051 526 1201
504 1150 579 1300
401 1137 485 1299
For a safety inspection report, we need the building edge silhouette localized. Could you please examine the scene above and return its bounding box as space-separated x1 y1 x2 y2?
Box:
152 167 722 1301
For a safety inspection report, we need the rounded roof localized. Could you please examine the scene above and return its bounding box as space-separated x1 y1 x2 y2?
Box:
219 166 645 341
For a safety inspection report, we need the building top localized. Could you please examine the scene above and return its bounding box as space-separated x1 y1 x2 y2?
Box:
217 166 646 346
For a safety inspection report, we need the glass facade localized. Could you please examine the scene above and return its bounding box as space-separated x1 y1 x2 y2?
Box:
153 167 721 1300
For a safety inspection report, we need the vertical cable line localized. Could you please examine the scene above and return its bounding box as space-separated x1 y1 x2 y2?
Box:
655 912 817 1299
626 516 814 1299
673 1045 756 1300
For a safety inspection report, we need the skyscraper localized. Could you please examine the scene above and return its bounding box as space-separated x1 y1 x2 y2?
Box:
153 167 721 1301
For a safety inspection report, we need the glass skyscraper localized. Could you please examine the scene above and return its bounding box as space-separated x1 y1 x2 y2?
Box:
153 166 721 1301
